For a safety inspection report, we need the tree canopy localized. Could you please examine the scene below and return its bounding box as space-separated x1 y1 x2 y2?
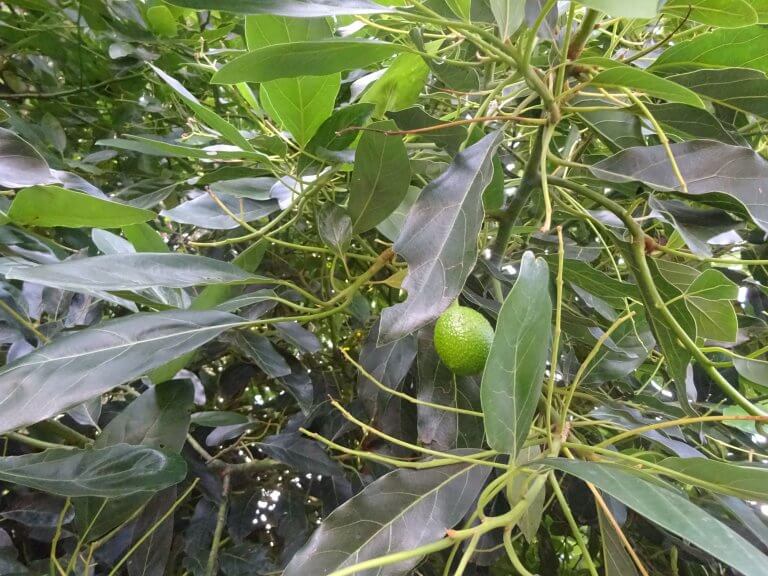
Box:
0 1 767 575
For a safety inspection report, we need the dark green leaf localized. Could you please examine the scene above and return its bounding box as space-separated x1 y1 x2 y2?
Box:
0 445 185 497
592 140 768 233
213 40 404 84
598 507 640 576
167 0 393 16
541 459 767 576
388 107 467 155
0 310 242 434
231 332 291 378
284 460 491 576
317 203 352 255
379 130 503 343
6 253 259 291
572 95 644 151
670 67 768 119
482 251 551 456
255 432 343 477
643 103 745 146
660 457 768 501
9 186 153 228
348 120 411 232
126 488 176 576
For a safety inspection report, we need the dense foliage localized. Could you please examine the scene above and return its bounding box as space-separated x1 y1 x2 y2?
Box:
1 0 768 574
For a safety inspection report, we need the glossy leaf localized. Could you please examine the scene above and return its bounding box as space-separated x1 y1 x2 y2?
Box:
348 120 411 232
6 253 258 291
317 203 352 256
230 332 291 378
0 310 242 434
212 40 403 84
126 488 176 576
592 140 768 233
542 459 767 576
9 186 153 228
255 432 343 477
0 445 185 497
284 460 491 576
167 0 393 16
482 251 551 456
378 130 504 343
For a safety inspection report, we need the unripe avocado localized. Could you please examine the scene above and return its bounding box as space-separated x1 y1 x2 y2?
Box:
434 305 494 375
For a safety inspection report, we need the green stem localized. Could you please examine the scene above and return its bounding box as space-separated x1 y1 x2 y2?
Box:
567 9 601 61
34 420 91 447
327 538 455 576
549 474 599 576
205 472 231 576
549 176 767 417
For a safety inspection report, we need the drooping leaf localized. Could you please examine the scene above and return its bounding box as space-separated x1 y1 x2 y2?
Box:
481 251 551 456
378 130 503 343
0 310 242 434
8 186 153 228
541 459 768 576
212 40 404 84
7 253 259 291
651 26 768 74
167 0 393 16
0 445 186 497
283 460 491 576
661 0 757 28
348 120 411 232
591 140 768 233
230 331 291 378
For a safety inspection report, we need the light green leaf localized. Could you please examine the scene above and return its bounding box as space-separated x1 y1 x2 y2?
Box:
348 120 411 232
0 445 186 497
6 253 260 292
579 0 660 18
661 0 757 28
651 26 768 74
680 269 738 342
542 459 768 576
0 310 242 435
733 356 768 389
97 136 266 160
146 5 178 37
246 15 339 147
8 186 153 228
481 251 551 456
212 40 404 84
445 0 471 20
361 52 430 116
590 66 705 109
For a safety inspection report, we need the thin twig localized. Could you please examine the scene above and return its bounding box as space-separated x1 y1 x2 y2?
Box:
336 114 546 137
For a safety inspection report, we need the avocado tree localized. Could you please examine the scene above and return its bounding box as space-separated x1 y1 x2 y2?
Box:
0 0 767 574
